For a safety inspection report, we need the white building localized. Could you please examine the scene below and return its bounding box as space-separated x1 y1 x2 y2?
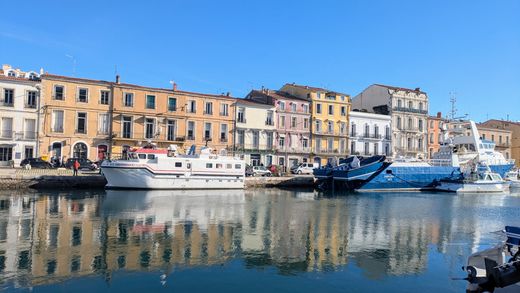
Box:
349 110 392 157
0 65 41 166
234 98 277 166
352 84 428 159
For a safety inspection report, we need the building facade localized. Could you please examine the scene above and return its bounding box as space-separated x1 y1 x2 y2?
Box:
280 84 351 166
476 123 513 161
39 74 113 162
247 89 311 169
349 110 391 157
0 65 41 166
233 97 277 166
427 112 447 159
479 119 520 166
352 84 428 159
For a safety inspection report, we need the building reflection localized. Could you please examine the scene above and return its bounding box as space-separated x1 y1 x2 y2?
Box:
0 190 500 288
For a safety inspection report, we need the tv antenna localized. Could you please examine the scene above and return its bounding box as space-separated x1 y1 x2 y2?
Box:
449 91 457 120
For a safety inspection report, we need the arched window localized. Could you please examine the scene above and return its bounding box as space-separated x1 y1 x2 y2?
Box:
397 117 402 129
418 119 423 131
73 142 88 159
97 144 108 160
364 124 370 137
419 102 423 111
397 99 402 108
374 125 379 137
385 126 390 139
408 101 413 109
408 118 413 129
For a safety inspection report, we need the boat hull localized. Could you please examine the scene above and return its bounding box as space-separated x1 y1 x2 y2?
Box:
435 181 510 193
102 166 245 189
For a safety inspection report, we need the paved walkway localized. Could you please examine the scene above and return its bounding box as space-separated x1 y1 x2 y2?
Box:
0 168 99 178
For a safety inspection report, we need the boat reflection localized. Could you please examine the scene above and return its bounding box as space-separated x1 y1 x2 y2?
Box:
0 189 513 289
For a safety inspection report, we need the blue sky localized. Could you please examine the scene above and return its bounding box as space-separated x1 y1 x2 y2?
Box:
1 0 519 121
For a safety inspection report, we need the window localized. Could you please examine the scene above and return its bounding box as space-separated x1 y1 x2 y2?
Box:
266 132 273 148
291 103 297 112
1 118 13 138
204 102 213 115
98 113 109 134
26 91 37 108
204 123 212 139
100 90 110 105
328 121 333 133
146 95 155 109
374 125 379 137
0 146 13 161
187 121 195 140
124 93 134 107
52 110 64 133
303 118 309 129
340 138 346 153
327 138 333 152
419 102 423 111
147 154 155 160
175 162 182 167
341 106 346 116
291 117 297 128
216 163 223 169
237 130 245 146
168 97 177 111
220 103 229 116
316 103 322 114
3 89 14 106
315 120 322 133
418 119 423 131
364 142 369 155
315 138 321 153
351 141 356 154
237 107 245 123
408 118 413 130
340 122 346 135
187 100 196 113
279 101 285 111
316 92 321 99
77 88 88 102
252 131 259 149
364 124 370 137
280 115 285 128
328 105 334 115
385 143 390 156
397 117 402 129
303 104 309 113
418 138 423 149
302 138 309 148
351 123 356 136
266 111 274 125
54 85 64 100
220 124 227 141
167 120 176 141
138 154 146 159
491 134 495 142
24 146 34 159
279 136 285 148
235 164 241 169
73 143 88 160
408 101 413 109
122 116 132 138
430 133 434 144
76 113 87 134
407 137 412 149
397 99 402 108
373 143 378 155
206 163 213 168
145 118 155 139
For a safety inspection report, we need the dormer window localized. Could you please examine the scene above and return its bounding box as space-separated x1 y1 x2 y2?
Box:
7 70 16 77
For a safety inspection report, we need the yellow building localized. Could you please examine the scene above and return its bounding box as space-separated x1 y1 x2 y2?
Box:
280 84 351 165
39 74 112 162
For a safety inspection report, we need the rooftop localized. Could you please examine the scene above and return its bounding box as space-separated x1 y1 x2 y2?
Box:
374 84 426 94
283 83 350 97
247 89 308 102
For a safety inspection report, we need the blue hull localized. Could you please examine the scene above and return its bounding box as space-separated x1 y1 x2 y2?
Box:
484 163 514 178
358 165 461 192
332 161 385 181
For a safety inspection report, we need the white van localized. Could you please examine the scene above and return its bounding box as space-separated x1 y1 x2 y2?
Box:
292 163 315 175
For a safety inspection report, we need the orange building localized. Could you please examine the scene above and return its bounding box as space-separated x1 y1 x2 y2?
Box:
426 112 446 158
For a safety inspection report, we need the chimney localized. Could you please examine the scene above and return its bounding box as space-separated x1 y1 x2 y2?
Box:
226 92 230 97
173 83 177 91
115 75 120 84
437 112 441 118
415 87 421 92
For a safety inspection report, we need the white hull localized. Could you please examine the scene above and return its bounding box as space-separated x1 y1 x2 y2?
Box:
102 167 245 189
436 181 510 193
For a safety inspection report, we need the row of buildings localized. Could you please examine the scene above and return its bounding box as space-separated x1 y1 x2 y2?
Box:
1 64 517 168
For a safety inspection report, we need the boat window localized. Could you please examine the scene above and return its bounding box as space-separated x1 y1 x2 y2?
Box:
147 154 155 160
479 144 483 149
486 174 492 181
187 163 191 169
129 153 138 159
469 144 476 151
492 174 501 181
175 162 182 167
206 163 213 168
138 154 146 159
216 163 223 169
235 164 241 169
226 164 232 169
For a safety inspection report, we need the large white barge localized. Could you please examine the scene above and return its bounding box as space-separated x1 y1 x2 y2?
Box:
101 145 246 189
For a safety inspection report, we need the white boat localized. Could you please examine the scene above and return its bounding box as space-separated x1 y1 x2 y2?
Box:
435 171 510 193
432 120 515 177
101 145 246 189
505 170 520 189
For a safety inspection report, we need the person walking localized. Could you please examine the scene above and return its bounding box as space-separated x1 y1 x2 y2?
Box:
73 160 80 176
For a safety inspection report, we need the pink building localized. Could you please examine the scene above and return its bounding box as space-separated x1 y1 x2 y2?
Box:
246 89 311 168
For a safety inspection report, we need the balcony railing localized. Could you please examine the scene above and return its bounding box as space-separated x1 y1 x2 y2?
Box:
25 104 37 109
265 120 274 126
237 118 247 123
393 107 428 115
220 112 229 116
21 131 37 140
495 142 511 148
220 137 228 143
51 127 64 133
203 110 213 115
358 134 383 139
2 102 13 107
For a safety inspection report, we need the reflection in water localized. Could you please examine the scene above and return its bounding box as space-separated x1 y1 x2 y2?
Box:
1 189 520 291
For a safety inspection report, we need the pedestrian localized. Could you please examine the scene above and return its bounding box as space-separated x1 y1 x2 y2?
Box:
55 156 61 169
73 159 80 176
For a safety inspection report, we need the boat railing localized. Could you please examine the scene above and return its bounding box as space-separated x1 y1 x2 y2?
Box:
424 159 455 167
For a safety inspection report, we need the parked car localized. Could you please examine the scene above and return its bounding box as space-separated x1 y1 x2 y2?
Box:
20 158 53 169
292 163 316 175
64 158 98 170
252 166 272 177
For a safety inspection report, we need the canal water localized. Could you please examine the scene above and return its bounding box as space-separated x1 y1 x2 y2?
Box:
1 189 520 292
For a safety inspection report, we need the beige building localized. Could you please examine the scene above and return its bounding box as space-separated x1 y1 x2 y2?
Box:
477 123 513 161
479 119 520 166
39 74 112 162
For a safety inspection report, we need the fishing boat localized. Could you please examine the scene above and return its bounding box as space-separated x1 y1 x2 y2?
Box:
463 226 520 292
313 156 362 189
331 155 388 189
101 144 246 189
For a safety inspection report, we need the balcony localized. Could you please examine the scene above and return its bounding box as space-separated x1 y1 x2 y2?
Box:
51 127 64 133
168 107 177 112
393 107 428 115
20 131 37 140
0 130 13 139
358 134 383 140
2 102 13 107
203 110 213 115
265 120 274 126
237 118 247 124
220 112 229 116
495 142 511 148
25 104 37 109
314 148 343 155
275 146 311 153
220 137 228 143
397 126 422 132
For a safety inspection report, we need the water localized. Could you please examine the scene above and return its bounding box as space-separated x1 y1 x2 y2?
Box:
1 188 520 292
